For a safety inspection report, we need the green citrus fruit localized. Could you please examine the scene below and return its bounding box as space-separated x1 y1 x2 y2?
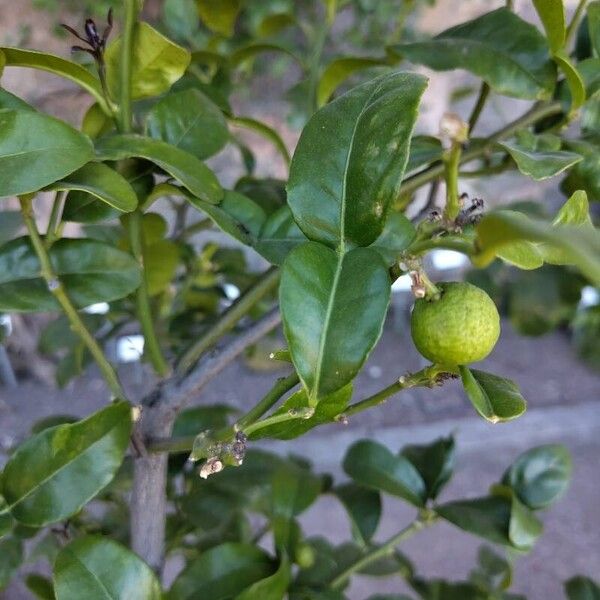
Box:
410 281 500 366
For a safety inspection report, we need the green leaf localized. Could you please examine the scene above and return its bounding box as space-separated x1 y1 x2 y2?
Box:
406 135 443 173
197 0 241 37
45 162 137 213
0 211 22 245
255 206 306 265
0 110 93 198
401 436 455 501
287 71 427 247
0 402 131 527
280 242 390 402
588 1 600 56
105 22 190 100
496 241 544 270
554 190 593 227
532 0 566 53
0 536 22 589
237 556 290 600
459 367 527 423
502 444 572 510
343 440 426 507
229 43 302 70
168 543 276 600
390 8 556 100
25 574 55 600
0 88 35 111
498 141 582 180
554 51 587 112
499 486 543 550
146 89 229 160
334 483 382 545
163 0 199 41
0 48 109 112
0 237 142 312
230 116 290 167
369 212 416 266
565 576 600 600
250 384 352 440
469 546 512 592
95 134 223 203
53 536 160 600
317 56 389 107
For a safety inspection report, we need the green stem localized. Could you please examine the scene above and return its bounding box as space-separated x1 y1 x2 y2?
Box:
20 196 126 399
243 408 312 437
406 235 475 256
45 191 66 247
177 267 281 374
443 142 462 221
127 211 170 377
345 364 449 417
398 101 563 200
308 20 328 113
330 519 429 589
565 0 588 49
467 82 490 134
118 0 138 133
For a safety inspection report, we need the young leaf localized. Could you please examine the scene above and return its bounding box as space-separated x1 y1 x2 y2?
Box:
554 51 587 112
168 543 276 600
197 0 241 37
565 576 600 600
287 71 427 247
0 110 93 198
459 367 527 423
280 242 390 402
0 402 131 527
334 483 382 545
502 444 572 510
498 141 582 180
95 134 223 203
532 0 566 53
343 440 427 507
105 22 190 100
390 8 556 100
146 89 229 160
44 162 138 213
0 237 142 312
53 536 161 600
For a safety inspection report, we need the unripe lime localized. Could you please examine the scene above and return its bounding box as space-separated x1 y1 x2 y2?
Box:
295 542 315 568
410 281 500 366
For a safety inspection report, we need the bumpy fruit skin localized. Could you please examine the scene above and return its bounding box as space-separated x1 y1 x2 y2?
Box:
411 281 500 366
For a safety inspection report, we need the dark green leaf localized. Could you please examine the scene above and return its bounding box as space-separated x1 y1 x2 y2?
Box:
173 405 236 439
287 71 427 247
469 546 512 592
334 483 382 544
0 88 35 111
410 578 488 600
250 385 352 440
146 89 229 160
163 0 199 41
237 556 290 600
25 574 55 600
533 0 566 53
168 543 275 600
255 205 306 265
0 211 22 244
369 213 416 266
588 1 600 56
390 8 556 100
105 22 190 100
280 242 390 401
53 536 161 600
499 141 582 180
0 110 93 197
45 162 137 212
502 444 572 509
573 305 600 370
0 237 142 312
459 367 527 423
230 116 290 167
0 402 131 526
0 536 22 589
343 440 426 506
406 136 443 173
565 576 600 600
401 436 455 500
95 134 222 203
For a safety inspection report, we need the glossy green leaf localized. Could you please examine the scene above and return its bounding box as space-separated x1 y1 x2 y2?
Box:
0 48 109 112
45 162 137 213
496 241 544 270
230 116 290 166
554 51 587 112
0 110 93 198
502 444 572 509
533 0 566 53
237 557 290 600
53 536 160 600
0 237 142 312
390 8 556 100
95 134 222 203
251 384 352 440
0 402 131 527
280 242 390 401
0 536 22 589
401 436 455 501
343 440 426 506
334 483 381 544
255 206 306 265
460 367 527 423
287 71 427 247
62 194 120 224
0 88 35 111
317 56 389 107
369 212 416 266
105 22 190 100
197 0 241 37
499 141 582 180
146 89 229 160
565 576 600 600
168 543 275 600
